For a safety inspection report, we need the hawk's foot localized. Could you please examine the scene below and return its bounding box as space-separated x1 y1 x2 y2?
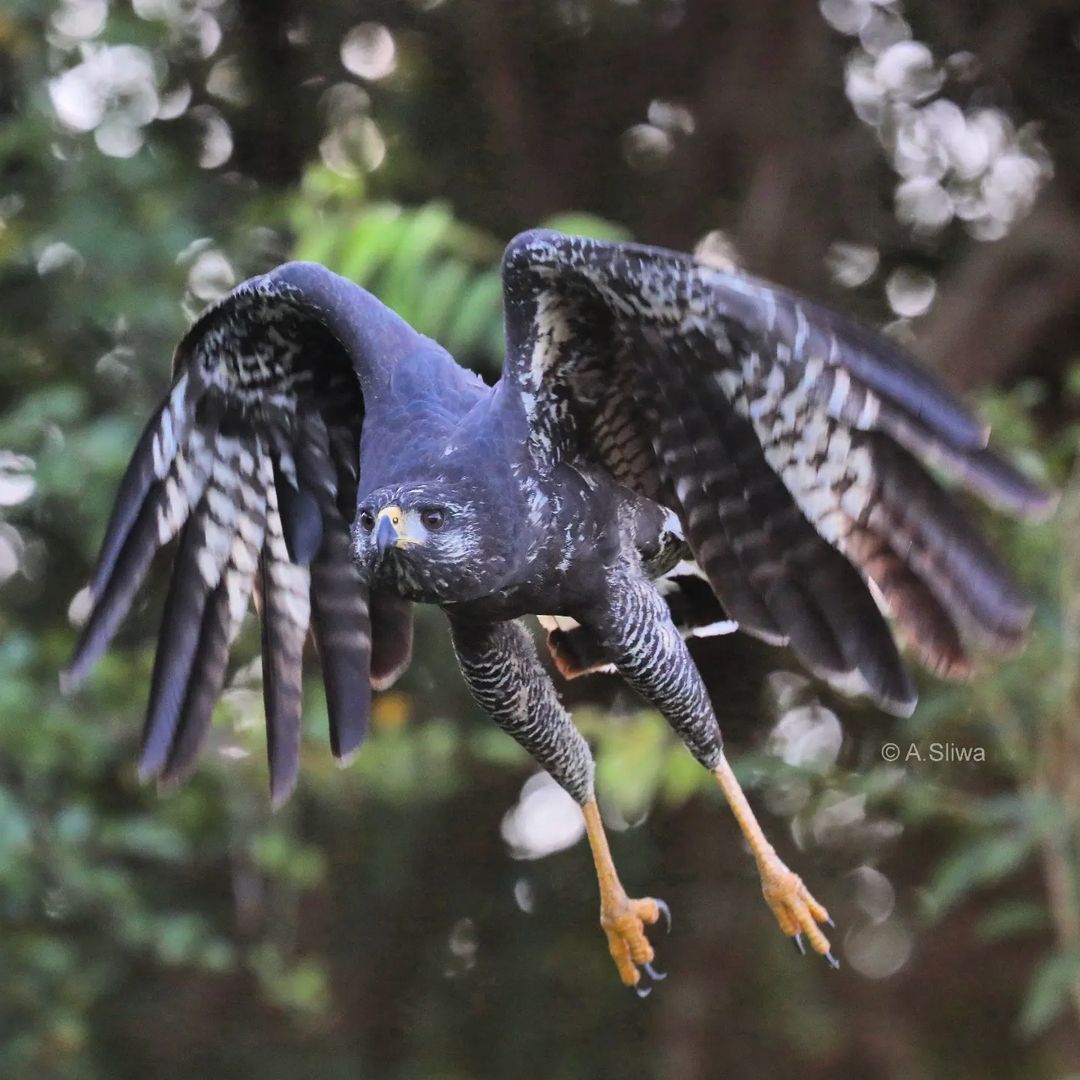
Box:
600 893 670 994
582 797 671 994
757 851 838 967
713 754 839 968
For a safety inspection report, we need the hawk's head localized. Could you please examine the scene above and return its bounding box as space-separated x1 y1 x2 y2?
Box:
352 480 518 603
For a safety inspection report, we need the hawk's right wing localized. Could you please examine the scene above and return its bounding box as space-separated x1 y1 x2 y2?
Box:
63 263 415 805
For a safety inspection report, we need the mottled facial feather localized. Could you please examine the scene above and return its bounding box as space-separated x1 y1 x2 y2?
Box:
351 483 510 603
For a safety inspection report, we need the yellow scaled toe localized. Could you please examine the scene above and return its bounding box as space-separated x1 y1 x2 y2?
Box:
582 799 672 991
600 896 662 988
758 853 838 966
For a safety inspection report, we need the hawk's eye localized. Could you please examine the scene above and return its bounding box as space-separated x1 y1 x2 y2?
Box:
358 510 375 532
420 507 446 531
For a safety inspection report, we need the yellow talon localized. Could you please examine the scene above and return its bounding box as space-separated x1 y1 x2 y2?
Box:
758 851 835 960
601 896 661 986
582 799 670 990
713 754 839 967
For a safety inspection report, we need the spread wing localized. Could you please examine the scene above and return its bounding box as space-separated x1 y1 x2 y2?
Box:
499 229 1054 715
63 263 415 805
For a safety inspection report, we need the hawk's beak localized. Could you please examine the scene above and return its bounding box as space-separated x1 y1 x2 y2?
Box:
375 506 406 557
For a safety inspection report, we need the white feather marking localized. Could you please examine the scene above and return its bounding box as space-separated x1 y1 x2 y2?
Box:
816 508 848 543
763 287 777 332
800 355 824 390
794 486 836 523
197 547 223 587
152 432 166 480
823 666 874 701
230 532 259 575
828 368 851 415
670 559 708 580
224 567 252 625
793 305 809 359
688 619 739 638
157 476 187 542
766 363 785 396
529 289 573 388
662 507 684 540
714 370 742 400
827 426 851 459
207 485 237 524
840 484 871 520
855 390 881 430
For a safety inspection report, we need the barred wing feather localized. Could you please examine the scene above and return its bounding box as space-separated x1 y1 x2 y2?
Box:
500 230 1054 715
63 264 414 804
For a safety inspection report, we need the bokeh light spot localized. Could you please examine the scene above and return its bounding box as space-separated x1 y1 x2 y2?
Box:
341 23 397 81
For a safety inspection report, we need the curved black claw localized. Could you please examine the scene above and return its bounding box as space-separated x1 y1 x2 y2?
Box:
655 898 672 933
631 957 668 999
824 950 840 970
792 932 806 956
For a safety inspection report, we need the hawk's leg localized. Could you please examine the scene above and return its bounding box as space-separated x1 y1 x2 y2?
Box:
448 616 667 991
582 798 668 994
713 754 836 963
587 571 836 965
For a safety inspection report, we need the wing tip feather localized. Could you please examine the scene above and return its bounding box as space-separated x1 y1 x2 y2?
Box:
369 670 404 693
333 744 362 768
969 449 1058 521
881 691 918 720
136 754 162 785
58 664 82 697
1015 484 1060 522
269 771 300 810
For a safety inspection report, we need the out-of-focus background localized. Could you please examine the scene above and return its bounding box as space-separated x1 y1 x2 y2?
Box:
1 1 1078 1076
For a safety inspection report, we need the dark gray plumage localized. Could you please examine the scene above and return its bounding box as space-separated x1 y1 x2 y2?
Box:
63 231 1052 983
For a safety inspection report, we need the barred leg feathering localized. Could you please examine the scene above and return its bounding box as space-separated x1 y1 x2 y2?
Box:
590 567 836 965
448 615 668 990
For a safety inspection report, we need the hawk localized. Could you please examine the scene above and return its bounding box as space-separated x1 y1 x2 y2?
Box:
63 230 1052 993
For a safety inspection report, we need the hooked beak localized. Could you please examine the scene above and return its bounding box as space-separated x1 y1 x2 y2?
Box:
375 506 407 558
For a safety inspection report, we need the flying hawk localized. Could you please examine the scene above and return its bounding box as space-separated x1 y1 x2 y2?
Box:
63 230 1053 993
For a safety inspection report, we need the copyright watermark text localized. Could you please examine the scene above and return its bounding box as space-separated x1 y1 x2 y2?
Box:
881 741 987 764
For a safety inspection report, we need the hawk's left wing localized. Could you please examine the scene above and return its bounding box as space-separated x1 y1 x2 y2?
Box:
498 230 1054 715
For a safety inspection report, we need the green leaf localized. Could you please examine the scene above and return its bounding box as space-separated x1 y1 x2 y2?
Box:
443 272 502 358
594 712 669 820
380 202 455 315
1019 948 1080 1036
0 385 88 448
334 204 406 285
976 900 1048 941
928 830 1036 916
412 258 471 339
